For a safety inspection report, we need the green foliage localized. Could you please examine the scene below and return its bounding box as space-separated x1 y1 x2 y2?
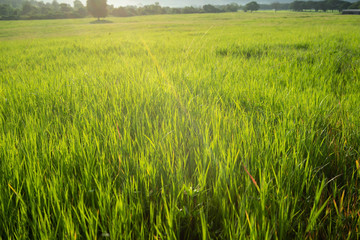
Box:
290 0 352 12
349 1 360 8
244 1 260 12
87 0 107 20
1 12 360 239
0 0 87 20
0 0 24 8
224 3 240 12
203 4 222 13
0 4 19 19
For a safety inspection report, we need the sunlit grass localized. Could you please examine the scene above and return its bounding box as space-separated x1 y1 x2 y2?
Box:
1 12 360 239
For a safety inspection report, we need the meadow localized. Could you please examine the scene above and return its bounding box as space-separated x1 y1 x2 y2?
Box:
1 11 360 239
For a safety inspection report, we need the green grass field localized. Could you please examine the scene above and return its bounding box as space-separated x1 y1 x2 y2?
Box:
1 12 360 239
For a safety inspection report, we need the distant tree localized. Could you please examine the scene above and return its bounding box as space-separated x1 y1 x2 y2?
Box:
125 6 138 16
312 1 321 11
59 3 72 13
73 0 84 10
87 0 107 20
321 0 350 11
39 3 51 15
51 0 60 11
290 1 305 11
73 0 86 17
0 3 11 15
182 6 201 14
0 0 23 8
111 6 128 17
349 1 360 8
203 4 221 13
162 6 172 14
0 3 19 19
221 3 239 12
304 1 314 10
338 1 351 10
171 8 182 14
152 2 163 14
22 1 38 15
317 1 328 11
141 2 163 15
326 0 337 11
244 1 260 12
271 2 280 11
227 3 240 12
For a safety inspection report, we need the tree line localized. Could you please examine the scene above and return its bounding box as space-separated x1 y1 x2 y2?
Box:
0 0 87 20
1 0 360 20
289 0 359 11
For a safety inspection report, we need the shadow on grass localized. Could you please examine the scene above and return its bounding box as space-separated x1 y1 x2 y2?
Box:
90 19 113 24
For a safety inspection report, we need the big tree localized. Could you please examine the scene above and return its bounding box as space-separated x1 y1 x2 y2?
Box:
87 0 107 20
244 1 260 12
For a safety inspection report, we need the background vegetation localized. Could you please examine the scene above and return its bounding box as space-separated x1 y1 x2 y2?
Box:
1 0 360 20
1 11 360 239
